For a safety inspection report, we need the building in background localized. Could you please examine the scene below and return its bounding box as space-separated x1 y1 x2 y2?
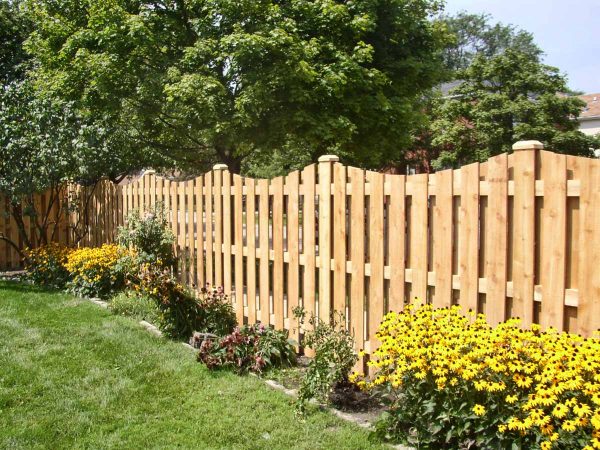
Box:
577 93 600 136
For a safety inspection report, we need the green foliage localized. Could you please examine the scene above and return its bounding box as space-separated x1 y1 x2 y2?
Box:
23 243 71 289
0 0 30 82
117 202 175 267
24 0 449 174
109 290 160 324
196 324 296 374
137 266 236 339
441 11 543 73
294 309 357 416
429 49 598 169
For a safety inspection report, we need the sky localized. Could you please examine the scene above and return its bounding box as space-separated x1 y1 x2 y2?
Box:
444 0 600 94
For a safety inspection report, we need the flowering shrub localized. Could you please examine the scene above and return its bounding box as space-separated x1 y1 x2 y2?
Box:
137 265 236 338
295 309 358 416
353 304 600 450
65 244 132 298
117 203 175 267
196 324 296 374
23 243 72 288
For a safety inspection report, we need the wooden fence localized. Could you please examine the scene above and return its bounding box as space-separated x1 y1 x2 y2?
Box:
1 141 599 358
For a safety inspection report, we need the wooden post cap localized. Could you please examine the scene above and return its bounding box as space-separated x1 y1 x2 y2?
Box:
318 155 340 162
212 163 228 170
512 140 544 151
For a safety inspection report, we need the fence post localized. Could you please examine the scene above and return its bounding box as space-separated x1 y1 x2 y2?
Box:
318 155 339 324
512 140 542 327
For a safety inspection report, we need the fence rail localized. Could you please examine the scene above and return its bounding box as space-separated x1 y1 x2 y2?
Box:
2 141 599 360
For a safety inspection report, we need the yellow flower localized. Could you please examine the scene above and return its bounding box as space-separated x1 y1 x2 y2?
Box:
506 394 518 404
473 404 485 416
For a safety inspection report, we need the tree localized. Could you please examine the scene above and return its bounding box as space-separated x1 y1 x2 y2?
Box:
0 79 152 253
440 11 542 73
24 0 449 174
0 0 31 82
429 49 598 169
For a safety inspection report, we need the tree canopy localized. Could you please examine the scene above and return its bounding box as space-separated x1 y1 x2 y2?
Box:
429 49 597 169
24 0 449 174
440 11 542 73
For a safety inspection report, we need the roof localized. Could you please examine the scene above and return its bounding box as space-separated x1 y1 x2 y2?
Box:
578 93 600 120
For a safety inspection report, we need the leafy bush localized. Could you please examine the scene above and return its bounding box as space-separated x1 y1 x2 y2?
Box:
137 265 236 339
23 243 71 288
353 303 600 450
196 324 296 374
64 244 132 298
109 290 160 323
117 203 175 267
295 309 358 416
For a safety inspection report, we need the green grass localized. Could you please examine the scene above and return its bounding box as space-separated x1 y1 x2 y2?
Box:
0 281 385 450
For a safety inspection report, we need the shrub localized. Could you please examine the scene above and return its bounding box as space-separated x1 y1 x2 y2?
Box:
353 303 600 450
23 243 71 288
109 290 160 323
137 265 236 339
117 203 175 267
196 324 296 374
64 244 132 298
295 309 358 416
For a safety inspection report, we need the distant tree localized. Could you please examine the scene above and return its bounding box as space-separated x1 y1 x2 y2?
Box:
429 49 598 169
441 11 542 73
0 0 31 82
24 0 450 175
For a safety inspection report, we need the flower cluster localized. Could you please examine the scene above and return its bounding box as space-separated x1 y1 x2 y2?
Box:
196 324 296 374
353 303 600 449
24 243 72 288
137 265 236 338
65 244 132 298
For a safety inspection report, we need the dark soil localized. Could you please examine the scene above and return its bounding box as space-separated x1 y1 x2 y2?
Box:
329 380 380 413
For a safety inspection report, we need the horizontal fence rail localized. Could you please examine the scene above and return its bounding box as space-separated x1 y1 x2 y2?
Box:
1 142 599 362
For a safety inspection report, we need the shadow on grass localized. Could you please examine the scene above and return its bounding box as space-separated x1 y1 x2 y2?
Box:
0 280 55 295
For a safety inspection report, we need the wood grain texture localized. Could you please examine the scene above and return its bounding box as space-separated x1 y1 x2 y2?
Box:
349 167 365 359
233 174 244 323
272 176 284 329
286 171 300 342
204 173 214 286
387 174 406 311
333 164 347 322
512 149 536 326
485 154 508 325
409 174 429 302
367 170 384 342
432 169 453 308
539 151 567 331
578 158 600 335
246 178 257 325
258 178 270 325
223 171 232 296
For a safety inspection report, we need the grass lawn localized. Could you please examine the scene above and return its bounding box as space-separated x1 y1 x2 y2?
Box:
0 281 386 450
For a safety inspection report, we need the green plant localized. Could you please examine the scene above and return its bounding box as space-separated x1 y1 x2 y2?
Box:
64 244 132 299
294 309 358 416
196 324 296 374
23 243 71 289
109 290 159 323
137 266 236 339
117 203 175 267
